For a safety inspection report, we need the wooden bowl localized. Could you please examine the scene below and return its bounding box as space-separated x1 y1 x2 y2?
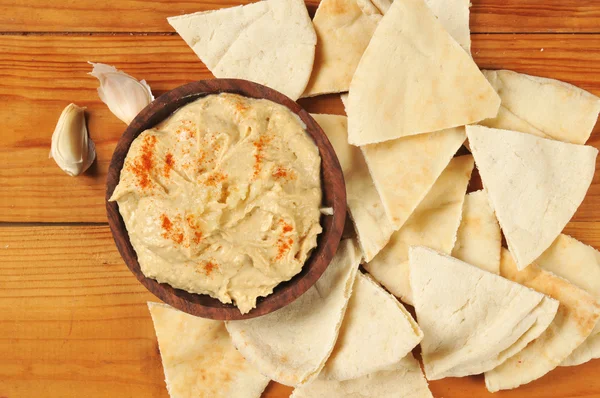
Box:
106 79 346 320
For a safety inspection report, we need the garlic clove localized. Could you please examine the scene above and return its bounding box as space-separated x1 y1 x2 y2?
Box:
88 62 154 125
50 103 96 177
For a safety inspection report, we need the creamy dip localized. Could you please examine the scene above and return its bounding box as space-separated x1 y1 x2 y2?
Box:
110 93 323 314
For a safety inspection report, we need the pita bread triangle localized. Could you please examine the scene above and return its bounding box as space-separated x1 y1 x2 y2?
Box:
564 324 600 367
479 104 550 141
168 0 316 100
319 272 423 381
362 127 466 230
481 70 600 145
484 249 600 392
364 155 474 305
536 234 600 366
291 353 433 398
302 0 381 97
147 302 269 398
305 0 472 97
313 113 394 261
451 190 502 274
225 239 361 386
357 0 392 14
340 93 349 111
346 0 499 145
424 0 471 54
409 246 559 380
466 125 598 270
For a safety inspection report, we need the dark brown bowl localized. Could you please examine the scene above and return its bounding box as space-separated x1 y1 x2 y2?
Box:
106 79 346 320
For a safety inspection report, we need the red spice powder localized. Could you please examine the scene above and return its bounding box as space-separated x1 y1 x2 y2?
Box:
205 172 227 187
275 219 295 260
163 152 174 178
272 166 296 181
204 261 217 276
197 135 223 174
175 120 196 139
161 214 172 232
160 214 184 244
279 218 293 233
276 237 295 260
173 233 184 244
276 239 291 260
186 215 204 244
130 135 157 189
197 150 207 174
252 135 272 178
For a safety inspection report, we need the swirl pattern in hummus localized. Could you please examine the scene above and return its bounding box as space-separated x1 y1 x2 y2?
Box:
110 93 323 314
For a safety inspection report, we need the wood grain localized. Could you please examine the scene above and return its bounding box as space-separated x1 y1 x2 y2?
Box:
1 0 599 33
2 34 600 222
0 35 211 222
1 224 600 398
470 0 600 33
0 226 167 398
106 79 346 320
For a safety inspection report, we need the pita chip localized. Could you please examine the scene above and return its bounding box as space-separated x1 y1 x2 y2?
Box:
291 354 433 398
147 302 269 398
302 0 381 97
357 0 392 15
360 0 471 54
313 114 393 261
225 239 361 386
467 125 598 270
424 0 471 54
168 0 316 100
364 155 474 304
562 327 600 367
481 70 600 144
451 190 502 274
346 0 499 145
340 93 349 111
410 246 559 380
536 234 600 366
484 249 600 392
362 127 466 230
320 272 423 380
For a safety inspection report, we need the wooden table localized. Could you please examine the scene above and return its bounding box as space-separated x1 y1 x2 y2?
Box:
1 1 600 397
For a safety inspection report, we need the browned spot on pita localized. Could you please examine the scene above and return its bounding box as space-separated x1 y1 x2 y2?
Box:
573 307 600 333
321 0 350 15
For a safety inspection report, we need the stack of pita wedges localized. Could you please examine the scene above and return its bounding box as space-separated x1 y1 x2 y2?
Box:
144 0 600 396
148 240 428 397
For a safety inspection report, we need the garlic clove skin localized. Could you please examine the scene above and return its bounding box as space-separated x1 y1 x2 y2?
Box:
88 62 154 125
50 103 96 177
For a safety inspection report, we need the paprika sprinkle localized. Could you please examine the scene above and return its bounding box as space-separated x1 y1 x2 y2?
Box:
130 135 157 189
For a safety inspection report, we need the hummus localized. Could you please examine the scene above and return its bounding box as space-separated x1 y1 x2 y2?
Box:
110 93 323 313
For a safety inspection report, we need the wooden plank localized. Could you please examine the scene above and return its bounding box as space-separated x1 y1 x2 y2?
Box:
1 224 600 398
2 34 600 222
0 36 211 222
470 0 600 33
0 225 167 398
0 224 288 398
0 0 318 33
1 0 599 33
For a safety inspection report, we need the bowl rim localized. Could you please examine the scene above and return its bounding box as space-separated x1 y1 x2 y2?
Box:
105 78 347 320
